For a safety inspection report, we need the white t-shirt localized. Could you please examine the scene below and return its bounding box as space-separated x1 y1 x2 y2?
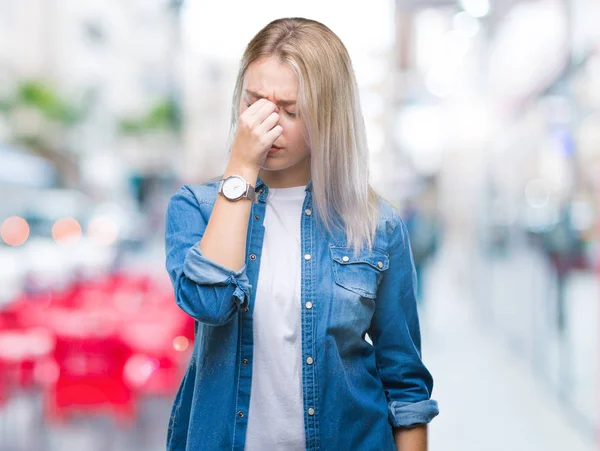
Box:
244 184 307 451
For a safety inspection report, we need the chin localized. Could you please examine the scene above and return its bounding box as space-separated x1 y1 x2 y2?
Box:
261 158 288 171
261 152 309 172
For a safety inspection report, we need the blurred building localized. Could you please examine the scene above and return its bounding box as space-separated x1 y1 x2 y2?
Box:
179 56 239 182
393 0 600 438
0 0 183 197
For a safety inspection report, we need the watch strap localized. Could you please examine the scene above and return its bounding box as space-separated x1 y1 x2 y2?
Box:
244 183 258 203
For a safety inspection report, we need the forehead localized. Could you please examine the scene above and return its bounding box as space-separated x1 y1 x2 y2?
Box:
243 56 298 101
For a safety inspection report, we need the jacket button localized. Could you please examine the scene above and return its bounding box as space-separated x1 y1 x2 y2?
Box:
307 408 315 416
304 208 312 216
237 410 244 418
305 301 313 309
254 215 260 220
304 254 311 260
342 256 349 262
242 359 249 366
306 356 314 365
242 306 249 313
377 261 383 268
249 254 256 260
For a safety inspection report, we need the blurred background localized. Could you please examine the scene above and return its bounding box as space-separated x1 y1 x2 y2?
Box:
0 0 598 450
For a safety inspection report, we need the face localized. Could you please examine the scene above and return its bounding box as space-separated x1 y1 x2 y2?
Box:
240 56 311 183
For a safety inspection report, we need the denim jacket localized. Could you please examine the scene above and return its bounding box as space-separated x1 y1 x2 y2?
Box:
164 176 439 451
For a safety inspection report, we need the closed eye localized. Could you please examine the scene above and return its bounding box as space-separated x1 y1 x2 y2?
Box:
245 101 296 118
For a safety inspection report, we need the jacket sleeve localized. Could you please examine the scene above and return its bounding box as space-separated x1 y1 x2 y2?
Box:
164 186 251 326
368 215 439 428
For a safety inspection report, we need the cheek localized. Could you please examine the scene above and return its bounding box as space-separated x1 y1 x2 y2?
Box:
282 123 300 141
285 122 307 147
280 117 301 134
289 130 309 151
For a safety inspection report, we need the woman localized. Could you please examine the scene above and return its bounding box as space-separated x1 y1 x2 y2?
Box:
165 17 439 451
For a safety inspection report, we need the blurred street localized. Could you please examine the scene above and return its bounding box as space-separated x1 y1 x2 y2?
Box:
422 240 596 451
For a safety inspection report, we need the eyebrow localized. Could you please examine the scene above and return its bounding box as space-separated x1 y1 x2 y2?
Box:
245 89 296 107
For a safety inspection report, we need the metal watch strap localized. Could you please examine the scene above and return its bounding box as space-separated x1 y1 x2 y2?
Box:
245 183 258 203
218 176 259 203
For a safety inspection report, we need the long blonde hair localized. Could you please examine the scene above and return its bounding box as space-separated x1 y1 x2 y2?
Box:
229 17 381 257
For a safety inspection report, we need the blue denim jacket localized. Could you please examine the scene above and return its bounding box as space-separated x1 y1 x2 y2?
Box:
164 176 439 451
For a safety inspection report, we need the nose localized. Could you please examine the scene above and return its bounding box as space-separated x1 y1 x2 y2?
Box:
263 96 278 112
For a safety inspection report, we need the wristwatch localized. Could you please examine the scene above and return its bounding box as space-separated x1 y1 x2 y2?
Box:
218 175 258 203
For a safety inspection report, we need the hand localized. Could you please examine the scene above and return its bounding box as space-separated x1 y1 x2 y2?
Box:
230 98 283 170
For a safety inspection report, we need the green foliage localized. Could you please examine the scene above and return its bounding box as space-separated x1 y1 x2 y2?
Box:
0 80 85 125
119 98 181 135
17 81 84 125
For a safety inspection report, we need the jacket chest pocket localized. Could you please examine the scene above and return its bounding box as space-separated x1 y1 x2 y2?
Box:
330 245 390 299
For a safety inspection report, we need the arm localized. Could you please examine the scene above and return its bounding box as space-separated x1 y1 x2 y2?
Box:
165 97 282 327
199 161 259 272
200 96 281 272
368 216 439 438
393 424 428 451
165 185 254 326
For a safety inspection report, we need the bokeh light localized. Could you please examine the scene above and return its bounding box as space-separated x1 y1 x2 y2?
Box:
87 215 119 246
1 216 30 246
52 217 82 244
123 354 160 388
173 336 189 352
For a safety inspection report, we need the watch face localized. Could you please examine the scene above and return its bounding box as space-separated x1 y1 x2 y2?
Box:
222 176 246 199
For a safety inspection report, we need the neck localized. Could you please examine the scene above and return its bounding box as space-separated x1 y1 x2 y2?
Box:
259 156 311 188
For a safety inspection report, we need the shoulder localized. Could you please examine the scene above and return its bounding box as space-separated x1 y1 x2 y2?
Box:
165 178 222 227
376 196 409 252
183 180 221 205
376 196 404 235
168 177 222 207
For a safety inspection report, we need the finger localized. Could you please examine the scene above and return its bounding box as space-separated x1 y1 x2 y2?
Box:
244 98 269 117
250 101 278 127
257 111 280 134
265 124 283 144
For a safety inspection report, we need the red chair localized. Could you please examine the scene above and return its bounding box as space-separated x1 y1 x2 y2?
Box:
0 269 194 429
0 327 55 391
44 310 136 428
119 305 192 396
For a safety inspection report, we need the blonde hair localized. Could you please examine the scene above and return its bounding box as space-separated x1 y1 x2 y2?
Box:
229 17 381 258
